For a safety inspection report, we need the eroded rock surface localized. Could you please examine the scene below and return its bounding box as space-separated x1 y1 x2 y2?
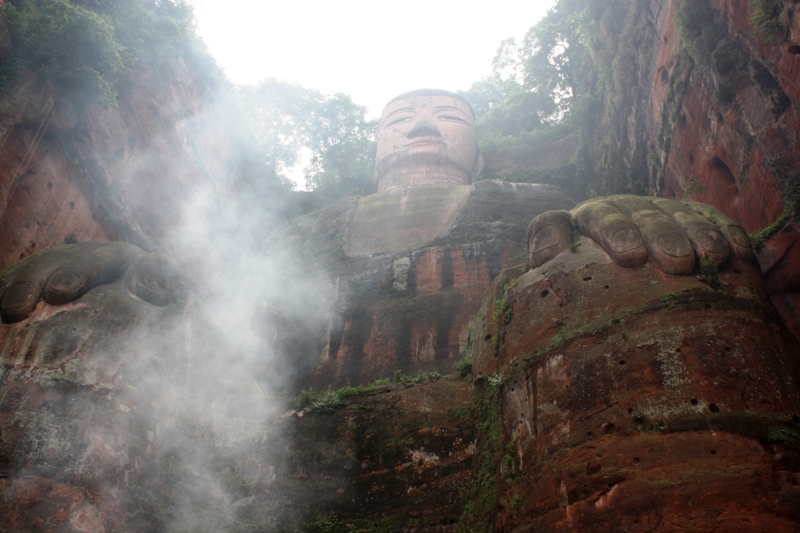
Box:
469 235 800 532
288 179 574 389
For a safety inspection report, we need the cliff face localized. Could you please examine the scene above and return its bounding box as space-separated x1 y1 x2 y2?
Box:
0 61 227 270
286 181 575 389
588 0 800 338
470 244 800 531
2 0 800 531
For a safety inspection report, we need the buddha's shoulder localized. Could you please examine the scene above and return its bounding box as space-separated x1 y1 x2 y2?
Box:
441 180 575 242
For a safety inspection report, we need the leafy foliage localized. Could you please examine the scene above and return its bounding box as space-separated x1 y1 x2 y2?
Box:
750 0 786 44
476 0 589 127
4 0 201 103
6 0 124 103
238 79 376 200
458 0 600 196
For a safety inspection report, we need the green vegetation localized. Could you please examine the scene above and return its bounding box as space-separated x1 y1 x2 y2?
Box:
699 256 722 290
4 0 203 103
766 426 800 447
457 380 503 532
750 0 786 44
297 372 440 414
236 79 377 202
457 0 673 198
674 0 718 65
308 513 396 533
766 154 800 212
660 292 679 311
510 494 523 509
749 211 790 249
502 435 520 482
5 0 123 103
491 279 516 353
682 178 707 199
454 352 473 378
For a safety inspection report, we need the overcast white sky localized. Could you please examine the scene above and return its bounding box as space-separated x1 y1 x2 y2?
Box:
189 0 557 118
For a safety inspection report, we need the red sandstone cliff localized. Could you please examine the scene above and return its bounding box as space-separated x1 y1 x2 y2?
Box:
0 59 228 269
585 0 800 338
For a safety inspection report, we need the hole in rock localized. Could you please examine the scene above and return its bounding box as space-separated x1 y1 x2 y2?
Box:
711 450 717 455
583 276 593 281
605 423 616 434
587 431 594 437
792 414 799 424
711 156 736 188
628 408 634 414
47 182 53 189
689 153 695 164
663 35 668 44
676 348 682 353
660 68 668 84
633 457 640 464
619 360 626 366
604 285 610 289
788 44 800 54
709 403 720 413
485 334 492 341
724 347 730 352
69 201 75 209
691 398 698 406
541 289 550 298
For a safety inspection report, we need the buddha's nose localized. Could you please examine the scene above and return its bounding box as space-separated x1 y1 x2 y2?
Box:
407 116 441 138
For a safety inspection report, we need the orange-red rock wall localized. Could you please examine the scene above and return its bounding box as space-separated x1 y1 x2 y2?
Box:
472 250 800 532
0 66 228 269
610 0 800 338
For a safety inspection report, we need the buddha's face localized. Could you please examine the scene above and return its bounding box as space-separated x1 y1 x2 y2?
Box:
375 94 482 191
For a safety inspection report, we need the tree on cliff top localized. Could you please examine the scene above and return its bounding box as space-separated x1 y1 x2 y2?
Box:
3 0 211 104
235 78 376 206
463 0 589 135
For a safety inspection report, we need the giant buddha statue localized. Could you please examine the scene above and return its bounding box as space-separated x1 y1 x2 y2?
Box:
0 89 797 531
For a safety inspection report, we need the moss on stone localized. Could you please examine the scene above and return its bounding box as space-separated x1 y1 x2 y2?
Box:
750 0 786 44
457 380 503 532
751 213 791 249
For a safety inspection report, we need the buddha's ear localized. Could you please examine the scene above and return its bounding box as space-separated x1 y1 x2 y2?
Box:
473 151 484 178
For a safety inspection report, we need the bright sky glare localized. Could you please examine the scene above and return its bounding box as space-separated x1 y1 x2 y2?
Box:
189 0 557 118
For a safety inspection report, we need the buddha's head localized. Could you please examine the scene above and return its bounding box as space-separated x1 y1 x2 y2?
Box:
375 89 483 192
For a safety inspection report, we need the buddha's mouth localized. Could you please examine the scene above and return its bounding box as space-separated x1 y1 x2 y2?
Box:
405 138 445 147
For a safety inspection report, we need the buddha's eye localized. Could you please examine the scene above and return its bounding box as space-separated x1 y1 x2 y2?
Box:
386 116 412 127
438 114 468 124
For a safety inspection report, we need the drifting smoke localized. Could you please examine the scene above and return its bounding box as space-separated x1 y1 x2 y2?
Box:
135 92 337 530
0 83 336 530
